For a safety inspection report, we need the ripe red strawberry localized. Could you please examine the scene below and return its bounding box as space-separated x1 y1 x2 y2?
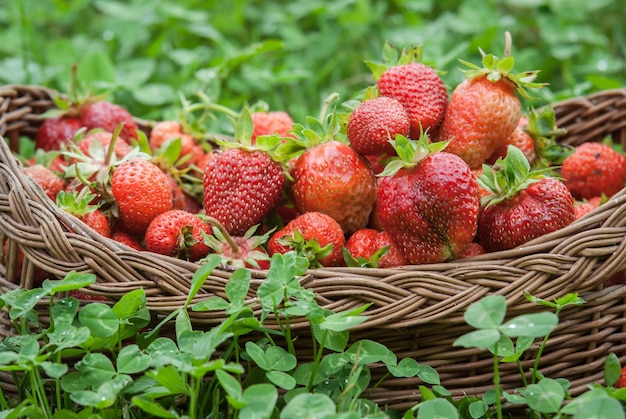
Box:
149 120 198 166
288 115 377 235
203 148 285 236
561 142 626 200
23 164 67 201
80 100 139 141
477 146 576 252
268 211 345 267
574 196 602 220
36 116 83 151
56 189 111 238
145 210 211 261
458 242 487 259
346 96 410 156
487 121 536 165
203 109 286 237
437 34 545 169
112 158 173 235
344 228 408 268
202 220 272 270
251 111 295 142
111 229 143 251
376 134 480 264
372 44 448 138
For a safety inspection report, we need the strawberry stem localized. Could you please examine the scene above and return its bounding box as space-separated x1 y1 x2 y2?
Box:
202 215 241 256
503 31 512 58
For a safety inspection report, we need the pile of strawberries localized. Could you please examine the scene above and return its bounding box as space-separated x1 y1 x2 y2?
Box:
11 34 626 284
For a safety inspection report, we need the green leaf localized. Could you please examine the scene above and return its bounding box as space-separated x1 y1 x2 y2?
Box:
453 329 501 350
42 272 97 294
40 361 69 379
48 325 91 352
216 369 242 401
50 297 80 328
604 353 622 387
225 268 251 309
311 321 349 352
75 353 116 386
117 344 151 374
185 255 222 307
280 393 336 418
192 296 230 312
463 295 506 330
77 51 117 84
9 288 49 319
78 303 119 338
240 384 279 419
417 364 441 385
147 365 189 395
417 398 459 418
518 378 565 414
500 312 558 338
132 395 179 418
345 339 396 366
319 304 370 332
264 346 297 372
266 370 296 390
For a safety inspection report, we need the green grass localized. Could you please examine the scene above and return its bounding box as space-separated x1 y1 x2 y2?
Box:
1 0 624 124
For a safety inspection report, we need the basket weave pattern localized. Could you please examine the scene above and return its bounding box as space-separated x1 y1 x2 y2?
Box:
1 84 626 409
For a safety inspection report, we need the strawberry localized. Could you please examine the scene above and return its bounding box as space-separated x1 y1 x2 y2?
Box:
487 107 571 167
111 158 173 235
436 33 546 169
75 131 134 162
376 133 480 264
251 111 295 142
201 219 272 270
79 100 139 141
458 242 487 259
286 114 377 235
36 116 83 151
346 96 410 156
111 229 143 251
145 209 211 261
370 44 448 138
23 164 67 201
561 142 626 200
202 109 286 237
343 228 408 268
574 196 602 220
67 290 109 302
477 146 576 252
56 189 111 238
268 211 345 267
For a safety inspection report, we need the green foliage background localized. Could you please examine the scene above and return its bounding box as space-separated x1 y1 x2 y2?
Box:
1 0 624 123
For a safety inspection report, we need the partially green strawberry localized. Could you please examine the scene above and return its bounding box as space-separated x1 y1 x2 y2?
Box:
343 228 408 268
202 109 286 237
346 95 410 156
561 141 626 200
369 43 448 138
477 145 576 252
436 32 546 169
286 112 377 235
144 209 211 261
376 132 480 264
267 211 345 267
112 157 174 235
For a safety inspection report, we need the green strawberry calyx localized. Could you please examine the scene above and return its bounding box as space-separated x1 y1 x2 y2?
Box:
460 31 547 100
525 106 573 167
478 145 555 207
276 230 333 269
342 245 390 268
56 189 101 217
377 129 448 177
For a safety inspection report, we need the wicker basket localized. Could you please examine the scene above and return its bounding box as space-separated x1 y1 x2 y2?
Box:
1 84 626 410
